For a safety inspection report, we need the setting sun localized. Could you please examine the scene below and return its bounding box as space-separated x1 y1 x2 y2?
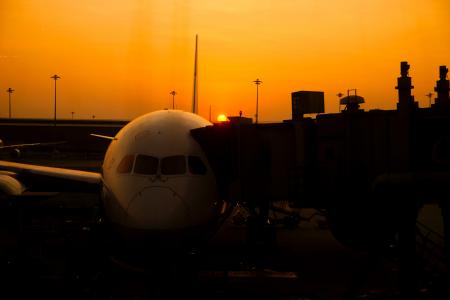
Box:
217 114 228 122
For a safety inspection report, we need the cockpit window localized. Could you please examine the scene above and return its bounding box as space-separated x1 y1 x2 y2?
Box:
161 155 186 175
134 155 158 175
116 155 134 174
188 156 207 175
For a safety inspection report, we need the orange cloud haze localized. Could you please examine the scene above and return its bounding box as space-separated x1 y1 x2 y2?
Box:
0 0 449 121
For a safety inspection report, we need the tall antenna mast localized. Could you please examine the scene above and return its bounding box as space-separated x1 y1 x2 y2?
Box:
192 34 199 114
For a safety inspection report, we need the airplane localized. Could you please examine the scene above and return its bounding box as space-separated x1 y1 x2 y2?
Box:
1 111 230 248
0 140 66 158
0 35 232 255
0 140 67 195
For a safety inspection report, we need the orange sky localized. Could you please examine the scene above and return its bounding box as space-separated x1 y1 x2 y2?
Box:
0 0 449 121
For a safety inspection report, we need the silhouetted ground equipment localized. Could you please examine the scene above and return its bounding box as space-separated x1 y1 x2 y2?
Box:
416 221 447 280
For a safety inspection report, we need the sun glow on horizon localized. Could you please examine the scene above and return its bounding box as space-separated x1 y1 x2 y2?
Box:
217 114 228 122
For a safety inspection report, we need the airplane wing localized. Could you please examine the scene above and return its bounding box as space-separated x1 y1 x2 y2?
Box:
0 160 102 184
0 141 66 149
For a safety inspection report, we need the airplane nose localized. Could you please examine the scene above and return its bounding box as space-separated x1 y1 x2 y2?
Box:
127 186 191 230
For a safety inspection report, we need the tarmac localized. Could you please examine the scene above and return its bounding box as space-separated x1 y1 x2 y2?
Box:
0 195 446 299
0 155 447 299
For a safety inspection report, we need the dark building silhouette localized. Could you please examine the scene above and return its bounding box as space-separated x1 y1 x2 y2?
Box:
433 65 450 108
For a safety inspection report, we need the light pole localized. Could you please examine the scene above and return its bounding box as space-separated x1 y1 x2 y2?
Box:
170 91 177 109
337 92 344 112
6 88 14 118
51 74 60 127
253 78 262 123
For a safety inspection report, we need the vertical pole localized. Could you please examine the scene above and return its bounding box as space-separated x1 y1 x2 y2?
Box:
51 75 60 127
7 88 14 118
8 92 11 118
192 35 198 114
442 200 450 273
170 91 176 110
256 84 259 124
50 75 60 147
54 79 57 126
398 199 419 299
337 92 343 113
253 78 262 123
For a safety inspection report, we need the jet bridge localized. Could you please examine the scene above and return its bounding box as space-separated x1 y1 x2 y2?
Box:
193 62 450 227
192 62 450 297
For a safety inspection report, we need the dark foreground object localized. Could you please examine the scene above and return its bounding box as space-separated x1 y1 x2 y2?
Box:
0 193 447 300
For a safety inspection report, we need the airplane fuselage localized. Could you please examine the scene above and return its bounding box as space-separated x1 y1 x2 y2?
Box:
101 110 224 247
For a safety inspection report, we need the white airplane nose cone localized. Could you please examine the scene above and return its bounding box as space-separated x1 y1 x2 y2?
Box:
127 186 191 230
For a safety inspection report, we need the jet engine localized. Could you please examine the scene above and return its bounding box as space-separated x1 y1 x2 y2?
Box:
0 173 25 196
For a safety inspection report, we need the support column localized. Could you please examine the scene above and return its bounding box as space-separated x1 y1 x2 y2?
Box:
398 199 419 299
441 200 450 272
